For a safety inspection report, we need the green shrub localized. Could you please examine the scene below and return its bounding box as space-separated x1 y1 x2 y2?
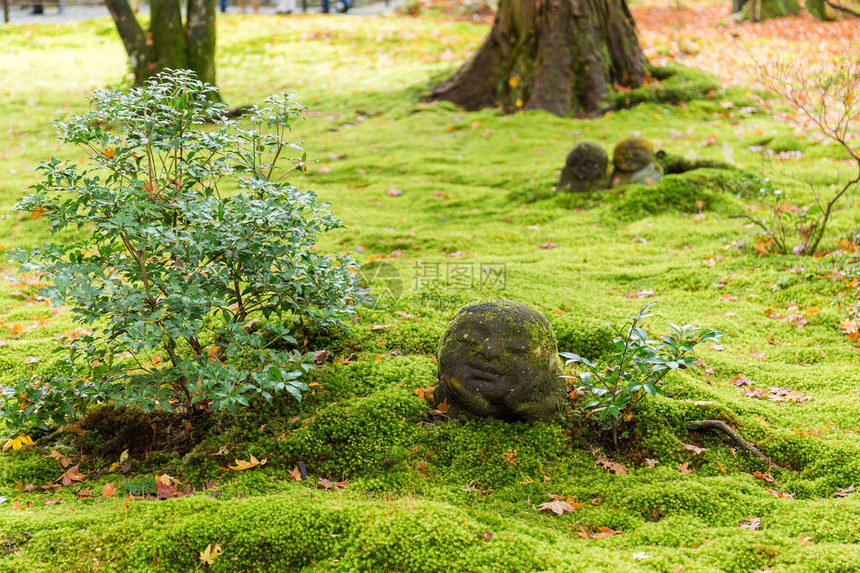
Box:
3 70 357 437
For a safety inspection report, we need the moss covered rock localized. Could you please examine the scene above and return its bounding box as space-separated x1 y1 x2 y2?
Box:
434 301 566 422
613 137 656 173
558 141 610 193
611 137 664 188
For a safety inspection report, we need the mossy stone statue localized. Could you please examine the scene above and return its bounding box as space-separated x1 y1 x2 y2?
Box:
434 301 567 422
611 136 664 187
558 141 609 192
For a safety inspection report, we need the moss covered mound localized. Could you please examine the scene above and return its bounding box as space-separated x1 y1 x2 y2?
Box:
608 63 720 110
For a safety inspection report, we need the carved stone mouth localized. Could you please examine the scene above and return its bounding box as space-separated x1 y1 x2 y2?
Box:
463 359 502 381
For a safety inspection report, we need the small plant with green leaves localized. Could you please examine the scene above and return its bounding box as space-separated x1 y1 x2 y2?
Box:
561 304 723 447
2 70 357 438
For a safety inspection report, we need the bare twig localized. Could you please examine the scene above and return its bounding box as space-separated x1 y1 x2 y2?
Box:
685 419 779 467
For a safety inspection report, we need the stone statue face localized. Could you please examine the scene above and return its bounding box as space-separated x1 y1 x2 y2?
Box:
435 301 565 422
566 142 608 181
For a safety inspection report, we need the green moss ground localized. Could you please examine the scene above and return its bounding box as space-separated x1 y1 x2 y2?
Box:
1 13 859 572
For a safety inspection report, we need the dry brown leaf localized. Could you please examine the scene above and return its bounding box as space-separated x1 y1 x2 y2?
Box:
680 442 707 455
433 399 450 415
49 450 73 468
537 499 578 515
596 458 628 475
835 485 855 498
626 289 657 299
730 374 756 387
752 471 777 484
56 465 86 487
413 386 436 403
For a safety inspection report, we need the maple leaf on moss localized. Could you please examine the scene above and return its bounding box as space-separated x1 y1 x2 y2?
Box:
199 544 223 567
536 493 583 515
2 434 35 452
228 455 267 471
49 449 73 468
56 465 86 487
596 458 628 475
537 499 577 515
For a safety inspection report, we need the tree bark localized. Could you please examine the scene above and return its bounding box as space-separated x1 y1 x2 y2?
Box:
186 0 219 88
105 0 154 84
151 0 189 71
106 0 219 93
430 0 646 117
740 0 800 21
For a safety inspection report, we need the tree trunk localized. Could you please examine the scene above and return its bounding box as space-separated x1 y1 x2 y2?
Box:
186 0 218 88
106 0 219 95
105 0 154 83
429 0 647 117
740 0 800 21
805 0 832 20
151 0 189 71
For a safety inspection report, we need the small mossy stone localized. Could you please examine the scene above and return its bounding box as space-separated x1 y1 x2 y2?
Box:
558 141 609 192
613 137 656 172
434 300 566 422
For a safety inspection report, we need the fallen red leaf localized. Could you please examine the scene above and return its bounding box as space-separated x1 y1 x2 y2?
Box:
56 465 86 487
596 458 628 475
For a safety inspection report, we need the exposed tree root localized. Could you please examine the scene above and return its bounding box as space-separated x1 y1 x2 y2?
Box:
686 419 780 468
